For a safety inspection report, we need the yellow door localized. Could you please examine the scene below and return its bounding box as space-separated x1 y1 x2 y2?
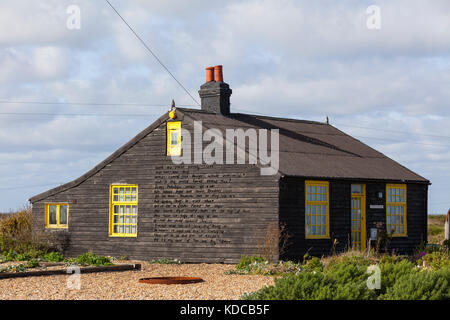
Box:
351 184 366 251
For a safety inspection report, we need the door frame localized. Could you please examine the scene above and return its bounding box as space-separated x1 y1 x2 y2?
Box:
351 184 366 251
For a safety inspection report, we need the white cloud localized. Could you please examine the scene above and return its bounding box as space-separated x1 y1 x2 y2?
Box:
0 0 449 214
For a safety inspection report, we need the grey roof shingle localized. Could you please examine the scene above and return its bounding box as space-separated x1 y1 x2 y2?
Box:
180 108 429 183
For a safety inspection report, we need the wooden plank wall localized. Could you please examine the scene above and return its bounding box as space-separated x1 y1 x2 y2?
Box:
32 114 279 263
279 178 428 261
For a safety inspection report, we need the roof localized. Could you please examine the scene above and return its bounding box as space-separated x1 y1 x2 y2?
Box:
30 108 429 203
178 108 429 183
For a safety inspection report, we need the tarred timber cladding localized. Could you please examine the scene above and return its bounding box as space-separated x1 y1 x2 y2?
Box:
280 178 427 260
32 115 279 263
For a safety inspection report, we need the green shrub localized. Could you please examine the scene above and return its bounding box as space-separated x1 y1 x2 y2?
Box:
303 257 324 272
419 251 450 270
379 259 417 294
42 252 65 262
379 269 450 300
25 259 40 268
67 252 113 266
0 208 55 254
243 270 376 300
236 255 266 270
429 225 444 236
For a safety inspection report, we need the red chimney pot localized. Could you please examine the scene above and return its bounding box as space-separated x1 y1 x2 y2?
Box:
214 65 223 82
205 66 214 82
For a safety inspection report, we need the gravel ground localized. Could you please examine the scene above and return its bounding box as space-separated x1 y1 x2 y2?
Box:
0 261 274 300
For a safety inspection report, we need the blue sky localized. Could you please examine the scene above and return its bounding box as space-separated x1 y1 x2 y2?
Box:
0 0 449 214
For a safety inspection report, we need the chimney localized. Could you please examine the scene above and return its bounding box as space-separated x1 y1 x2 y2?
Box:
198 65 232 115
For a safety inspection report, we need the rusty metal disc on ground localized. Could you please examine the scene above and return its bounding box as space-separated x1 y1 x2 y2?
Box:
138 277 204 285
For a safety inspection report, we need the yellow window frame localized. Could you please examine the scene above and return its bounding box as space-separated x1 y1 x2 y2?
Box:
386 184 407 237
305 180 330 239
109 184 138 237
45 203 69 229
167 121 181 156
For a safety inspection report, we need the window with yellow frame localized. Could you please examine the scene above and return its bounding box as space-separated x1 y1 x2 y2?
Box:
45 203 69 228
305 181 329 239
109 185 138 237
167 121 181 156
386 184 407 236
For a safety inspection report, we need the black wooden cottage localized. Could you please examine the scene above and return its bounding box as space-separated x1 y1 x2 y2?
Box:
30 66 429 263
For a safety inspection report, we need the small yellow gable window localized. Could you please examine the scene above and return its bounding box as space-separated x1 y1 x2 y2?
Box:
167 121 181 156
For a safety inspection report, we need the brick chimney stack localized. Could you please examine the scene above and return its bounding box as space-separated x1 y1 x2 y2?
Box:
198 65 232 115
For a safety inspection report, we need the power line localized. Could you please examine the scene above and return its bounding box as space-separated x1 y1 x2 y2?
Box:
0 112 160 117
0 182 63 190
0 101 196 107
104 0 200 106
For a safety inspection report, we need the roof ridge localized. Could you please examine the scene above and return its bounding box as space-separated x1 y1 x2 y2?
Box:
176 107 327 125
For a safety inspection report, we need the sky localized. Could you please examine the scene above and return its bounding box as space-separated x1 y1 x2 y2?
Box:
0 0 449 214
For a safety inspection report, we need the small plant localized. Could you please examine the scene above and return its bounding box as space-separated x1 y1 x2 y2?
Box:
303 257 324 273
42 251 65 262
236 255 266 270
418 251 450 270
25 259 40 268
67 252 113 266
0 264 27 273
256 222 291 263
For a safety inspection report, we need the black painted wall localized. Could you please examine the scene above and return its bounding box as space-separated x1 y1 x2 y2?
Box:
32 114 279 263
279 177 428 261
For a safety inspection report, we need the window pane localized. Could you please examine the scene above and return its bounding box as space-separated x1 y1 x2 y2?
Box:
351 184 362 194
49 206 57 225
171 132 178 145
59 205 68 225
306 215 310 225
131 225 136 234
